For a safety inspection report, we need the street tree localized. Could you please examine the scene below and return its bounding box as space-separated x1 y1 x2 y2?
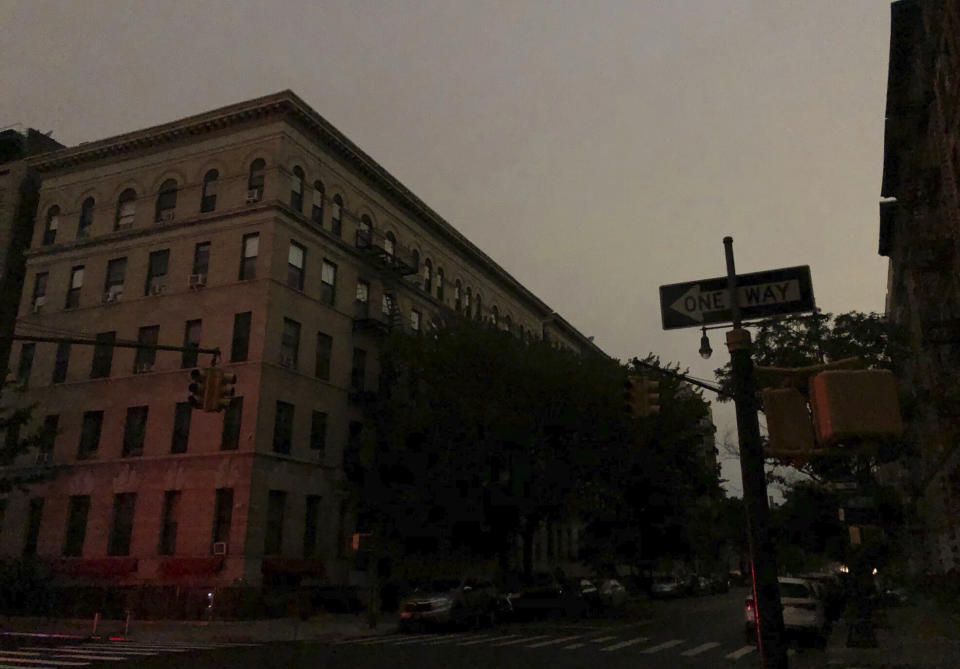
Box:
0 377 57 494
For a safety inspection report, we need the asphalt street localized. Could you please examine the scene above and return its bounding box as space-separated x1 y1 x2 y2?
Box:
0 588 828 668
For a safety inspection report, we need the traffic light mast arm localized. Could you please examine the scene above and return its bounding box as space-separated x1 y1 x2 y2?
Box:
631 358 730 400
6 334 221 365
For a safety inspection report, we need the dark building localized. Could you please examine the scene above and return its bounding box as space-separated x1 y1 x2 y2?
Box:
879 0 960 572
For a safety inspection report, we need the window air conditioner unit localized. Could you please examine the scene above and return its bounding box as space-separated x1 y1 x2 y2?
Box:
212 542 228 556
279 354 295 368
188 273 207 289
103 291 121 303
149 282 165 296
246 189 262 204
32 303 43 314
134 362 153 374
158 210 175 223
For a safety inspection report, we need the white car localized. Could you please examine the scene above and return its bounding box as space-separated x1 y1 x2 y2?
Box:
744 577 827 645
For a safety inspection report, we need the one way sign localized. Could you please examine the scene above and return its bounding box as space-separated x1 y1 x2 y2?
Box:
659 265 815 330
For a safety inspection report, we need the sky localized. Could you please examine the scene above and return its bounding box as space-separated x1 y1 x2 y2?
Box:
0 0 893 496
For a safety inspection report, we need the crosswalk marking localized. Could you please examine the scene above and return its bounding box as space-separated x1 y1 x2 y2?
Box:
458 634 518 646
424 633 489 646
391 635 444 645
725 645 757 660
525 635 582 649
590 636 618 643
600 636 648 652
346 636 405 646
680 642 720 657
36 647 157 657
0 657 89 667
491 635 550 647
562 643 585 649
640 639 685 654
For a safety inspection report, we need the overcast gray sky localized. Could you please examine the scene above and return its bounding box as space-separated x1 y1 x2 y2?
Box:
0 0 892 495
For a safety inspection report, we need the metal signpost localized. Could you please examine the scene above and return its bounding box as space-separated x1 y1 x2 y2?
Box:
659 240 817 669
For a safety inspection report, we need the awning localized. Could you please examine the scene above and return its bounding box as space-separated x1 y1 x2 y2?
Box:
158 556 225 578
260 558 326 578
55 558 138 578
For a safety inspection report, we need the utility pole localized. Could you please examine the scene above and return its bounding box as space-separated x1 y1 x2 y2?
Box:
723 237 787 669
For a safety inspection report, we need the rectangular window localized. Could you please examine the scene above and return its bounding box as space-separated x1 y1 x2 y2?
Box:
212 488 233 547
193 242 211 276
182 319 201 368
66 265 83 309
122 406 148 457
264 490 287 555
32 272 47 310
23 498 44 557
145 250 169 296
16 343 35 386
304 495 321 557
310 411 327 453
134 325 159 371
273 401 294 454
320 260 336 306
158 490 180 555
104 257 127 299
78 410 103 459
62 495 90 557
411 309 421 332
91 331 115 378
351 348 366 391
108 493 137 556
38 414 58 464
281 318 300 368
315 332 332 380
382 292 395 316
311 188 324 224
330 199 342 237
171 402 192 454
287 241 306 290
239 233 259 280
221 397 243 450
52 342 70 383
230 312 252 363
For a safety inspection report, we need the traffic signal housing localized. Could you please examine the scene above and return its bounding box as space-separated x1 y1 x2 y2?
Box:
623 375 661 418
188 368 209 410
188 368 234 412
217 371 237 412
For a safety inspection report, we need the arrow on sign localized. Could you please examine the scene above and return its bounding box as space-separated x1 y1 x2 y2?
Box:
670 280 803 323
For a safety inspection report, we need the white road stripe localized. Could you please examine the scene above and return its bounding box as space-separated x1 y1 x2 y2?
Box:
600 637 649 652
391 635 445 645
562 643 585 649
725 645 757 660
491 635 551 647
92 644 191 651
525 635 583 649
338 636 403 646
0 665 78 669
459 634 518 646
72 647 159 656
0 657 89 667
680 642 721 657
590 636 618 643
640 639 685 654
424 633 487 645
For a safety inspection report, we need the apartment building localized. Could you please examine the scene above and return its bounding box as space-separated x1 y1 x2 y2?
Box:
879 0 960 572
0 91 600 609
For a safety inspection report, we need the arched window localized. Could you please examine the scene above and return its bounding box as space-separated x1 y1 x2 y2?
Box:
155 180 177 222
201 170 218 213
491 306 499 327
410 250 420 273
290 166 304 212
247 159 265 202
464 287 472 316
311 181 324 224
504 315 512 333
357 214 372 247
77 197 95 238
330 194 343 237
42 205 60 245
115 189 136 230
436 268 444 301
475 293 483 321
384 231 396 257
423 259 433 294
454 280 462 311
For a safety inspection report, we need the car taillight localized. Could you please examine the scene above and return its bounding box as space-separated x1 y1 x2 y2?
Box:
745 599 754 610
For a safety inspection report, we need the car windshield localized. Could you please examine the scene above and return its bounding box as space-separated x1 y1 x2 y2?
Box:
780 583 812 599
415 579 460 592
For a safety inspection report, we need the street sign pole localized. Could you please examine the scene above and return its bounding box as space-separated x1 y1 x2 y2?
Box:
723 237 787 669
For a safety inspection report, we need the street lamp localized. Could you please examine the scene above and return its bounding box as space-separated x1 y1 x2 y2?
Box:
699 328 712 359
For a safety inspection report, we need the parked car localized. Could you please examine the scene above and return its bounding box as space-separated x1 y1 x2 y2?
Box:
650 574 687 598
745 577 827 646
505 572 590 620
799 572 845 620
399 577 500 631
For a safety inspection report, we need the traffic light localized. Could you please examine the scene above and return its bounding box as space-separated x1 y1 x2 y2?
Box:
217 371 237 412
623 375 661 418
624 376 642 417
642 377 661 416
188 368 209 410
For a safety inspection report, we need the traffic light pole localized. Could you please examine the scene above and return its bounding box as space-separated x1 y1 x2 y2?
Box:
5 334 221 363
723 237 787 669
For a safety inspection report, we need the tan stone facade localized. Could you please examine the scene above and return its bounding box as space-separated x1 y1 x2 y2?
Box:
0 92 599 599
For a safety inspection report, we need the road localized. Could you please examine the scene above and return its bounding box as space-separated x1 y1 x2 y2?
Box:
0 588 827 668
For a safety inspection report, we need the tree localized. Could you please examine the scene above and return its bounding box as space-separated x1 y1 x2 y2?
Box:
0 377 56 494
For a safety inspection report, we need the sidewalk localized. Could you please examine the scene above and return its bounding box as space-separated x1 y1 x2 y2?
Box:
1 611 400 644
799 598 960 669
